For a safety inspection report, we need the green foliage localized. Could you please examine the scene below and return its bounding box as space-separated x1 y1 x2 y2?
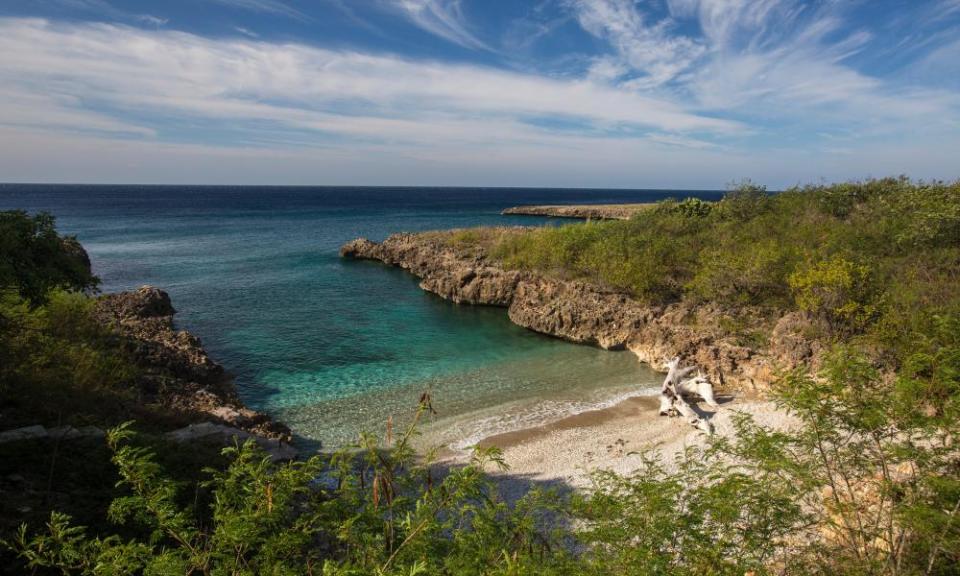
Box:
577 448 803 576
480 178 960 349
0 290 140 428
0 210 99 307
5 400 573 575
789 255 880 331
6 333 960 575
5 187 960 576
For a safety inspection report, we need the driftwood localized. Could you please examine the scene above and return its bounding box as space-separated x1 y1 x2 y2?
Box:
678 371 720 408
658 357 716 434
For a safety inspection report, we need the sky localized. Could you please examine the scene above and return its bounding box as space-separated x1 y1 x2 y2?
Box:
0 0 958 188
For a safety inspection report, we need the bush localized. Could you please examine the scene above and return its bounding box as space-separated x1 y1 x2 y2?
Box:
0 210 99 307
10 335 960 575
789 256 881 332
485 177 960 348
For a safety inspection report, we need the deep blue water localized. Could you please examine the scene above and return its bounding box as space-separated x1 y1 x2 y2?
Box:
0 185 724 448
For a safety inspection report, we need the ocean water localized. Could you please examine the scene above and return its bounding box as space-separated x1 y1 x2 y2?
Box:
1 185 724 449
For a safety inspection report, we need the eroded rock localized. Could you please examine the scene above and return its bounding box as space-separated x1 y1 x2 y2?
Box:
94 286 292 442
341 232 821 391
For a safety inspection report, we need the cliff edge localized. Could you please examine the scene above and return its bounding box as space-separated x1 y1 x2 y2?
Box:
341 233 821 391
94 286 292 442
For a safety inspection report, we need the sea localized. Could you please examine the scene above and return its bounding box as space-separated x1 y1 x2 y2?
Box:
0 185 725 450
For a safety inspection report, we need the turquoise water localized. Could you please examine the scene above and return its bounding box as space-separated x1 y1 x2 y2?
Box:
1 185 723 449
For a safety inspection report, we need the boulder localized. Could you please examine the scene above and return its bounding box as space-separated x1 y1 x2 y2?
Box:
0 425 48 444
166 423 298 462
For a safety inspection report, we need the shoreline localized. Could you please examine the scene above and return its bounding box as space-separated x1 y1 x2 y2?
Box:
502 203 656 220
434 389 791 493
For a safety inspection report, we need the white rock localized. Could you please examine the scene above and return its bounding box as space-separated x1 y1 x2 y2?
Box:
0 425 48 444
166 423 297 462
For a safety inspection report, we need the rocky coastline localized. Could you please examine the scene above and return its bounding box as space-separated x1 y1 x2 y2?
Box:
341 232 821 391
502 203 654 220
93 285 293 445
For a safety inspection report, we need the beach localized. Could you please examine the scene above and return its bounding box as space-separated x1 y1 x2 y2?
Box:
433 390 794 493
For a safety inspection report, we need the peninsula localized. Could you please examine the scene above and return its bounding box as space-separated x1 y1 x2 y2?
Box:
502 203 655 219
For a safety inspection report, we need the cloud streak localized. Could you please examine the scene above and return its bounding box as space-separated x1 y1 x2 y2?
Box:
0 18 736 147
0 6 957 187
389 0 489 50
568 0 959 136
206 0 310 22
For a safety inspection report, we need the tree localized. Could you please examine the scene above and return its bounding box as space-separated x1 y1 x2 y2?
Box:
0 210 99 307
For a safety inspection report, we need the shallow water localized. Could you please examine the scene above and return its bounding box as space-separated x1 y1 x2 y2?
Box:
1 184 721 449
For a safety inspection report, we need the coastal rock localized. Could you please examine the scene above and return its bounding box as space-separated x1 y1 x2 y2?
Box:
166 422 298 462
94 286 292 442
0 425 104 445
342 234 520 305
502 204 653 220
341 232 819 391
61 236 93 276
0 425 48 444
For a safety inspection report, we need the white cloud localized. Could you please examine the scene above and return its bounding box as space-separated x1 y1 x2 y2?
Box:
0 12 957 187
389 0 489 50
568 0 959 136
0 17 736 148
206 0 309 21
569 0 705 87
234 26 260 38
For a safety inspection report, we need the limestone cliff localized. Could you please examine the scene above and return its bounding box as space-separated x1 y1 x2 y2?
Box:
341 233 821 391
94 286 292 441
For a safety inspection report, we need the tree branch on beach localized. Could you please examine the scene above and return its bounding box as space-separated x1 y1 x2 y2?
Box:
659 357 714 434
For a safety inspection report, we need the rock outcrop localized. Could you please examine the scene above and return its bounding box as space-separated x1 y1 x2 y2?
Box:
342 233 821 391
94 286 292 443
501 204 654 220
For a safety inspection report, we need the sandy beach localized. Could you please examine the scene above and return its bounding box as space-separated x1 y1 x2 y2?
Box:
438 391 794 493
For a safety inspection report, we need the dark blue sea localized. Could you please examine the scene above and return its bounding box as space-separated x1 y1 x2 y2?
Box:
0 185 724 448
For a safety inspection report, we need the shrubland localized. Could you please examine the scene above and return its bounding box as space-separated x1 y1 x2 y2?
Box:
467 178 960 368
2 183 960 575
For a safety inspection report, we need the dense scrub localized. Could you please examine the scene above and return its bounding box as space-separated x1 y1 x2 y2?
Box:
3 201 959 575
6 336 960 575
485 178 960 361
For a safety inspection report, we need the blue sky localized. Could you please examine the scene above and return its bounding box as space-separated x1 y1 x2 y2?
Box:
0 0 958 188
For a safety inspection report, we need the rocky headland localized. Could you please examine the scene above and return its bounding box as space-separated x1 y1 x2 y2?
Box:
502 203 654 220
341 232 822 391
93 286 292 445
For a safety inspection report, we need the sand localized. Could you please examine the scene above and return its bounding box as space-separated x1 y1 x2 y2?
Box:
436 392 795 496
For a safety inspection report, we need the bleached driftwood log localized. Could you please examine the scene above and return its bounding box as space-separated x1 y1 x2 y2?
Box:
678 370 720 408
658 357 715 434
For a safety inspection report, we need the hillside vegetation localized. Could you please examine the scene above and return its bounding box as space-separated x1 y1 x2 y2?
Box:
458 177 960 365
2 191 960 575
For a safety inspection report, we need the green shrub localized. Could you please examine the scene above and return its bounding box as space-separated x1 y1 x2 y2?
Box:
0 210 99 307
688 238 794 305
789 256 881 331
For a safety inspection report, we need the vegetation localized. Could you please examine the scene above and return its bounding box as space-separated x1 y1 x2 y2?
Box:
5 336 959 575
0 210 98 307
485 177 960 361
3 190 960 575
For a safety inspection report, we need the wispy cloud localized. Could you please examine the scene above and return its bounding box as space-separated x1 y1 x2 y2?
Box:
1 7 957 187
0 18 734 148
389 0 489 50
234 26 259 38
206 0 310 22
566 0 958 137
51 0 168 27
568 0 705 88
